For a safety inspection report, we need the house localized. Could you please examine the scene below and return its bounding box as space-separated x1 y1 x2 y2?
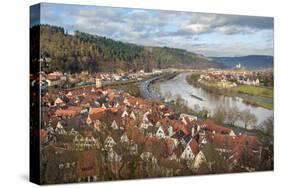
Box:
84 136 97 150
193 150 208 170
121 110 129 118
156 126 169 139
229 130 236 137
120 133 129 143
198 135 208 147
181 114 197 122
69 128 78 135
143 113 149 122
107 149 122 162
55 121 66 134
167 125 174 137
66 91 73 97
123 98 131 106
111 120 119 130
156 126 166 139
180 139 199 160
46 76 61 87
140 152 157 163
140 122 151 130
54 97 64 106
130 111 136 120
104 136 116 150
86 115 92 125
168 153 180 162
129 141 138 155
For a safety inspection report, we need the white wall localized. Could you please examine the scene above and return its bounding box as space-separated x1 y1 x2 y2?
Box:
0 0 279 187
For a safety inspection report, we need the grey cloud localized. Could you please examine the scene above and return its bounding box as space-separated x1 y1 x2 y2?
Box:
178 13 273 35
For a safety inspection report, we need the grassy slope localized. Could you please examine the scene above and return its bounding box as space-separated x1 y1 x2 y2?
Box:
231 85 273 99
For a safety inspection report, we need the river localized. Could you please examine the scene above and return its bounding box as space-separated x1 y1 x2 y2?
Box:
159 73 273 128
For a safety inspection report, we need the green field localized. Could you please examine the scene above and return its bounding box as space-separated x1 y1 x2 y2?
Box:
243 98 273 109
231 85 273 99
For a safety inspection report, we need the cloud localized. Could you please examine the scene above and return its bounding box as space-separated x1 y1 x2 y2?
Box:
177 13 273 35
39 3 273 57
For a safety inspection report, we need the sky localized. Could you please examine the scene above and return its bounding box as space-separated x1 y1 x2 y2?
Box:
31 3 274 57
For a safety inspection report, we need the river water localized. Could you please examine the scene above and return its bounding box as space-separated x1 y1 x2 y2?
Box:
159 73 273 128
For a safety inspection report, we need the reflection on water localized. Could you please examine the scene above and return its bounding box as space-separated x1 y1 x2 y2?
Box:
159 73 273 127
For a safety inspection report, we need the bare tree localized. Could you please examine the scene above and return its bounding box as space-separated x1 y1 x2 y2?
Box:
164 91 172 100
213 106 226 125
262 116 273 136
239 109 257 130
225 106 240 126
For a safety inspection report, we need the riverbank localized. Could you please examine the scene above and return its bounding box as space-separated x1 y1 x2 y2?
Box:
186 74 273 109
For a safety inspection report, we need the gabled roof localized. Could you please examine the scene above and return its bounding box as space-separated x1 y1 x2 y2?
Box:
200 120 232 134
55 106 82 117
188 139 199 156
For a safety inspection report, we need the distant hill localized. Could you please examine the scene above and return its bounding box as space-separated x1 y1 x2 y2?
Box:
31 25 221 73
211 55 273 69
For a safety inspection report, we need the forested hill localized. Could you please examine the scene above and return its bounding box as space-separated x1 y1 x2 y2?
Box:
32 25 221 73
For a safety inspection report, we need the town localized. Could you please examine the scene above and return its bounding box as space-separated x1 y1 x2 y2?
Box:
197 69 273 89
39 74 272 184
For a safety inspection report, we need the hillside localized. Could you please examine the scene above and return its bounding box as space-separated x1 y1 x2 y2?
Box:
31 25 220 73
211 55 273 69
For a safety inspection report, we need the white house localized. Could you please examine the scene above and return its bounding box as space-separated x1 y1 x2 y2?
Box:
155 121 161 127
129 142 138 155
140 122 150 129
156 126 166 139
229 130 236 137
55 121 66 134
180 139 199 161
120 133 129 143
130 111 136 120
121 110 129 118
54 97 64 106
181 114 197 124
101 103 107 109
108 150 122 162
66 91 72 97
111 120 119 130
69 128 78 135
167 126 174 137
140 152 156 162
193 151 207 169
114 102 119 108
105 136 116 150
123 98 131 106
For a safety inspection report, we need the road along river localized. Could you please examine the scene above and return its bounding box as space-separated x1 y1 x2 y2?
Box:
158 73 273 128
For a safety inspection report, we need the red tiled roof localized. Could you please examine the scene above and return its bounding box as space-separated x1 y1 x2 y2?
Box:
89 108 106 115
201 120 232 134
55 108 80 117
189 139 199 155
